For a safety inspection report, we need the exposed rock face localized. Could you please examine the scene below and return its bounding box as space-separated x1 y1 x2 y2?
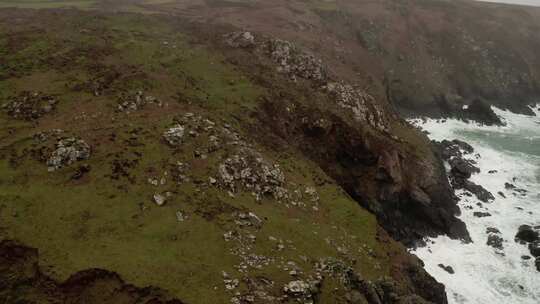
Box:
46 137 91 171
2 91 58 120
257 98 468 246
218 147 287 201
0 240 185 304
324 82 389 132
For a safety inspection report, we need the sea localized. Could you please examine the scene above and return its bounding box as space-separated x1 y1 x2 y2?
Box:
409 105 540 304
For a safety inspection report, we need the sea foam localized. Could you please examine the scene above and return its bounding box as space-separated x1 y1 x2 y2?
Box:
409 105 540 304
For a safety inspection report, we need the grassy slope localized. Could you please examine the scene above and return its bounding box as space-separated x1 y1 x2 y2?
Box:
0 9 400 303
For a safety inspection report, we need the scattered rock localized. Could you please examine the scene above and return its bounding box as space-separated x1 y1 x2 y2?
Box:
265 39 327 83
117 90 160 112
224 31 255 48
153 193 166 206
217 148 287 201
283 280 318 303
2 91 58 120
71 164 91 180
47 137 91 171
473 211 491 218
163 124 185 146
437 264 455 274
176 210 186 222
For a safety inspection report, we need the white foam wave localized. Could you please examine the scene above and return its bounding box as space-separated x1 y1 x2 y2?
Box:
410 105 540 304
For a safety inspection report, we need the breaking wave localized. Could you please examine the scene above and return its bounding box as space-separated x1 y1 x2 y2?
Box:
409 105 540 304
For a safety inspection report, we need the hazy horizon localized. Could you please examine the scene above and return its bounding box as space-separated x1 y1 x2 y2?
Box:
477 0 540 6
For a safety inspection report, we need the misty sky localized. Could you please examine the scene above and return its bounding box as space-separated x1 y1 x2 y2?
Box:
477 0 540 6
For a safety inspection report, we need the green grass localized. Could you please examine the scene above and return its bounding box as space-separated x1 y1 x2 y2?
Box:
0 10 395 302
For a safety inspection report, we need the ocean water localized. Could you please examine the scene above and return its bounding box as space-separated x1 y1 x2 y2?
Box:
409 105 540 304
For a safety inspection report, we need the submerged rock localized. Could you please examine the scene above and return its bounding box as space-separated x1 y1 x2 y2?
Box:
487 234 504 250
438 264 455 274
47 138 91 171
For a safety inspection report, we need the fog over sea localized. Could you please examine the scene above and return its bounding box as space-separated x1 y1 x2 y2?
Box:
410 105 540 304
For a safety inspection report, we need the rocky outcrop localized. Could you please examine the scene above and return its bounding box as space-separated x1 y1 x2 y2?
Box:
515 225 539 243
0 240 185 304
462 99 504 126
434 139 494 203
2 91 58 120
264 39 327 83
46 137 91 171
224 31 255 48
514 225 540 272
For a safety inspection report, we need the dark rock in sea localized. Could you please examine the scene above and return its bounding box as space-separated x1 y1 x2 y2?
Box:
462 181 495 203
528 241 540 257
521 255 531 260
464 98 504 126
488 170 498 174
486 227 500 234
435 139 474 161
515 225 540 243
487 234 504 250
498 191 506 198
449 158 480 179
438 264 455 274
505 182 516 189
536 257 540 272
474 212 491 218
